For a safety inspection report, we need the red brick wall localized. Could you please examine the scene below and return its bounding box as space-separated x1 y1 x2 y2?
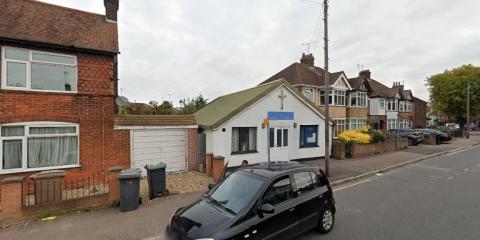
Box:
0 45 116 182
187 128 198 171
414 99 427 128
112 129 130 169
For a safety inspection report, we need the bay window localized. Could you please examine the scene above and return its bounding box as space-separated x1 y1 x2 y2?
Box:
349 118 368 130
349 91 368 107
387 99 398 111
2 47 77 92
387 119 398 130
333 119 346 138
1 123 79 173
232 127 257 154
320 89 345 106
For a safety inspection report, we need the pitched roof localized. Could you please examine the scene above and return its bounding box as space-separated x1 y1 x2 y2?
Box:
114 115 197 127
368 79 394 97
347 76 367 90
260 63 344 87
195 79 330 129
0 0 118 53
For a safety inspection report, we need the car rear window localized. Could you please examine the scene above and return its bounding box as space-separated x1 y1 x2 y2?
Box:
263 176 293 205
293 172 316 195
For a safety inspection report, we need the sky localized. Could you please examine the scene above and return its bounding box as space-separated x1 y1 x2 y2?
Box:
40 0 480 105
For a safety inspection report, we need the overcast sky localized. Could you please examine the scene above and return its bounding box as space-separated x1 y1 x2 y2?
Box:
41 0 480 104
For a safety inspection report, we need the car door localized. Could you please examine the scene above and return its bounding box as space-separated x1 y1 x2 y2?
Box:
241 175 299 240
292 171 323 233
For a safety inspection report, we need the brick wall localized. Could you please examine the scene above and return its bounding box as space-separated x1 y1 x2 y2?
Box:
414 99 427 128
112 130 130 169
0 45 116 182
325 106 347 119
346 107 368 118
187 128 198 171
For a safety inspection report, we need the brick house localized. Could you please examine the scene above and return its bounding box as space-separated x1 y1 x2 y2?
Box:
261 54 353 137
413 97 428 128
0 0 121 178
366 71 416 131
346 70 373 131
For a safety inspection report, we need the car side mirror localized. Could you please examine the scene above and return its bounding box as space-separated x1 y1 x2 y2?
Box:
260 203 275 214
208 183 216 190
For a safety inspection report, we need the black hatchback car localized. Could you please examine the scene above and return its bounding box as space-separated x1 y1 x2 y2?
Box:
166 162 336 240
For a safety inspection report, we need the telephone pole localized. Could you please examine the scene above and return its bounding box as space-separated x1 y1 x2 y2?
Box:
467 82 471 139
323 0 330 176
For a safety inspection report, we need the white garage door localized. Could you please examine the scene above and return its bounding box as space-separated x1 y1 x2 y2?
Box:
131 129 187 175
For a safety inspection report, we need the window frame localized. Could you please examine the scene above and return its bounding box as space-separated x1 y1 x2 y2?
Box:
303 87 315 102
262 175 294 206
231 127 258 154
292 171 316 197
348 117 368 130
333 119 346 138
320 89 346 106
299 125 319 148
0 122 80 174
1 46 78 93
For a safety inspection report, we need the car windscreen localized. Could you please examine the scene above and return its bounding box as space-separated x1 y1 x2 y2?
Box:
209 171 265 214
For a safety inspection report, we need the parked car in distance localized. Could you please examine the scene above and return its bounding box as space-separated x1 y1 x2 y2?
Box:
166 162 336 240
389 129 423 145
417 129 450 144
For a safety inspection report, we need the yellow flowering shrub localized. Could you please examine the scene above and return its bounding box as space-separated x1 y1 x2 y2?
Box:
338 130 372 144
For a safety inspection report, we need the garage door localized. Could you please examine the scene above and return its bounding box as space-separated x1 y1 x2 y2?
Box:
131 129 187 174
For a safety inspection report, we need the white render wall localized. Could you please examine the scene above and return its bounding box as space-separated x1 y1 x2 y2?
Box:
369 98 386 116
207 85 332 167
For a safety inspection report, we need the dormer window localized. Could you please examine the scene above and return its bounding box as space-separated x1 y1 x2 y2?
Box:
2 47 77 93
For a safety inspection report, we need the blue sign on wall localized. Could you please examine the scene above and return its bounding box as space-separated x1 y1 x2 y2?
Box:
268 112 294 120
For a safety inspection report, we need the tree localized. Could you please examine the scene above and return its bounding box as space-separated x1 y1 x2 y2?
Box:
177 94 208 115
427 65 480 131
149 100 175 115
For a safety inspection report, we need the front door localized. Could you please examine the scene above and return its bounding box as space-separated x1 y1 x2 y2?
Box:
269 127 290 162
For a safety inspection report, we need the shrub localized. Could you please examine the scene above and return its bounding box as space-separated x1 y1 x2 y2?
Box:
338 130 371 144
338 125 385 144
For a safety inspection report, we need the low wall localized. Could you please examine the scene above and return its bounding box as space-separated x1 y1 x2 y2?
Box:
423 134 437 145
346 139 408 158
0 166 124 227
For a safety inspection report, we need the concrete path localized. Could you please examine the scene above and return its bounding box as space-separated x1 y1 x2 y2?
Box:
0 133 478 240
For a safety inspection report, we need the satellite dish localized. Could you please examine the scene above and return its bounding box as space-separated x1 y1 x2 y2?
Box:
115 96 130 107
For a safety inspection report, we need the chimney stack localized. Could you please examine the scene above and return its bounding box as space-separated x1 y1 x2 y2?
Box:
104 0 119 22
359 69 371 79
300 53 315 66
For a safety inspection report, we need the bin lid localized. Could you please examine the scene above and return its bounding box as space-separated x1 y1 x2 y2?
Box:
119 169 142 179
144 162 167 170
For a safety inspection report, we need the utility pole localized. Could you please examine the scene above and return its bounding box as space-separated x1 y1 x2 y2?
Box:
323 0 330 177
467 82 470 139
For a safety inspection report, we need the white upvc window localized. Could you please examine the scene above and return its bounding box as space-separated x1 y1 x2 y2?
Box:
303 87 315 102
0 122 80 174
387 99 398 111
349 91 368 107
320 89 346 106
406 102 413 112
1 46 77 93
349 118 368 130
379 99 385 109
333 119 346 138
399 119 411 129
387 119 398 130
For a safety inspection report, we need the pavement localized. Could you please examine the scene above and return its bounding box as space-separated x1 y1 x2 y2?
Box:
299 142 480 239
0 133 479 240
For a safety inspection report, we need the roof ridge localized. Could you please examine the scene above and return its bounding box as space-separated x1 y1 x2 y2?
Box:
32 0 106 18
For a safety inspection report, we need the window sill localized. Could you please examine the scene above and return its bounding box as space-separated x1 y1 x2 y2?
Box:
300 145 319 149
231 151 258 155
0 164 81 175
0 88 77 95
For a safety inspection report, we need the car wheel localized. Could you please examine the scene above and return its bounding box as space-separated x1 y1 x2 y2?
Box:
317 206 335 234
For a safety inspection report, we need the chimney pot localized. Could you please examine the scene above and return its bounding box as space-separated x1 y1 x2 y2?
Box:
104 0 119 22
300 53 315 66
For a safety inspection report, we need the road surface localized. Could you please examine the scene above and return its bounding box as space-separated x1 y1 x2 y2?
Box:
299 145 480 240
